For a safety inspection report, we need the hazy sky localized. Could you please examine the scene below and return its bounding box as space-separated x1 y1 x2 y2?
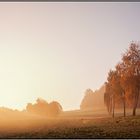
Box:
0 2 140 111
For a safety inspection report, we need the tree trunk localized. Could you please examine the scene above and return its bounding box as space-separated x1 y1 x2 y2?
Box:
112 104 115 118
133 107 136 116
132 88 140 116
122 91 126 117
121 90 126 117
109 96 112 115
123 99 126 117
112 96 115 118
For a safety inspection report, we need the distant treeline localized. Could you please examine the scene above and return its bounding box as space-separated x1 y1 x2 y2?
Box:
80 86 105 110
80 85 140 112
0 98 63 119
26 98 63 117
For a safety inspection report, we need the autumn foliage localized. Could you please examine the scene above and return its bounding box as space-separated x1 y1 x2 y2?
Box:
104 42 140 117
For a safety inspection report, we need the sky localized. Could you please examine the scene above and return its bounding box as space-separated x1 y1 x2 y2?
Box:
0 2 140 111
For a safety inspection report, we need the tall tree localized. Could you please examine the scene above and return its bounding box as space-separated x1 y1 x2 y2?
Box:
104 69 126 117
104 42 140 117
104 82 112 115
105 70 117 117
121 42 140 116
116 63 126 117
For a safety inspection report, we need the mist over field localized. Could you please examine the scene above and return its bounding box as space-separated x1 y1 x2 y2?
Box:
0 2 140 139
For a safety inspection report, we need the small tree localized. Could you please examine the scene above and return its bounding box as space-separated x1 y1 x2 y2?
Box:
80 88 94 110
48 101 63 117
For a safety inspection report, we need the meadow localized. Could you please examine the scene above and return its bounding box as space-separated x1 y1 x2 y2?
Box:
0 109 140 138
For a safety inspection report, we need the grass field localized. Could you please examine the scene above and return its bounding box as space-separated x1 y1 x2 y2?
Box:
0 109 140 138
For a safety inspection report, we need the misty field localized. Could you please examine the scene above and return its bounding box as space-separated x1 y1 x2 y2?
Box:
0 109 140 138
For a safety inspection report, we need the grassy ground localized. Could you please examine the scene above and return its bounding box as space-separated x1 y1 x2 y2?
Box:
0 109 140 138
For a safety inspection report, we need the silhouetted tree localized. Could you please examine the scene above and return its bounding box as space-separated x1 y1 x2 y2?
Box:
81 87 105 111
26 98 49 116
26 98 63 117
104 83 112 114
80 89 94 110
48 101 63 117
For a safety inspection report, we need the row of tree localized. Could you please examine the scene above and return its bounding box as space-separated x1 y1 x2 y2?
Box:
104 42 140 117
26 98 63 117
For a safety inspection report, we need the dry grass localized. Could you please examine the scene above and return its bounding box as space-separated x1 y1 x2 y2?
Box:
0 109 140 138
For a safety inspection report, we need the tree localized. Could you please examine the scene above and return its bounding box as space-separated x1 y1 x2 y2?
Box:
26 98 49 116
104 70 116 117
104 82 112 115
104 42 140 116
115 63 126 117
26 98 63 117
48 101 63 117
80 88 94 110
120 42 140 116
104 69 125 117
